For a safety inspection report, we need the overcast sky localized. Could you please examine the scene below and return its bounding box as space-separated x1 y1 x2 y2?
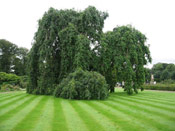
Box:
0 0 175 67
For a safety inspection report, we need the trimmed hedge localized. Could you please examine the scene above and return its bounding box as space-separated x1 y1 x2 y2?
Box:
143 84 175 91
54 68 109 100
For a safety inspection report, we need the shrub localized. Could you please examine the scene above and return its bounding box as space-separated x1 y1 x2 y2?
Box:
0 72 20 87
54 68 109 100
160 79 175 84
13 85 21 91
143 84 175 91
0 84 20 91
1 84 13 91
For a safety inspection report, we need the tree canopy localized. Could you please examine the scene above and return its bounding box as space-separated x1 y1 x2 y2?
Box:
0 39 28 75
27 6 151 95
97 26 151 94
27 6 108 94
152 63 175 82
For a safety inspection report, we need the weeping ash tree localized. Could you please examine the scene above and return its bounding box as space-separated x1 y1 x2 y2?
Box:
97 26 151 94
27 6 151 95
27 6 108 95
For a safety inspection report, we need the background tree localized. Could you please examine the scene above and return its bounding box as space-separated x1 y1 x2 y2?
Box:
0 39 28 75
0 39 17 73
145 68 151 83
13 47 29 76
152 63 175 82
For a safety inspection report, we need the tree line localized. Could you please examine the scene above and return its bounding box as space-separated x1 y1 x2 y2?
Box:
0 39 28 76
145 63 175 83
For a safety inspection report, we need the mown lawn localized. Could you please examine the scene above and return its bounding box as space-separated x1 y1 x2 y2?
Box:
0 89 175 131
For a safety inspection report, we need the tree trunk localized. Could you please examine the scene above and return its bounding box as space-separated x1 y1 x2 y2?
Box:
110 86 114 93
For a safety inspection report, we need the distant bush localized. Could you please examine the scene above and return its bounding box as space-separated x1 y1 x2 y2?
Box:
0 72 27 92
0 84 20 91
143 84 175 91
0 72 20 86
160 79 175 84
13 85 21 91
1 84 13 91
54 68 109 100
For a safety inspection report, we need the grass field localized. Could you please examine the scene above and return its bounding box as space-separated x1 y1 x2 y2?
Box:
0 89 175 131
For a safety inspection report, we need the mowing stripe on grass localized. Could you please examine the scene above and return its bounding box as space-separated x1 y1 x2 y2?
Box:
140 96 175 102
136 93 175 101
113 92 175 103
128 95 175 111
145 90 175 95
0 92 24 99
115 90 175 101
103 99 163 131
0 93 25 103
13 96 49 131
121 93 175 103
52 98 68 131
0 91 25 97
126 95 175 106
33 97 54 131
69 100 105 131
106 98 175 131
0 95 43 131
111 95 175 112
77 101 118 131
87 101 147 131
109 97 175 130
0 95 36 116
0 94 28 108
0 90 174 131
62 100 88 131
111 95 175 119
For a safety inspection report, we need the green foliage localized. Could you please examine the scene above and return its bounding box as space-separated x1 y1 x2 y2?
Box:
54 68 109 100
0 72 26 92
19 76 29 88
152 63 175 82
1 84 13 91
0 72 20 87
160 79 175 84
27 6 151 95
98 25 151 94
13 47 29 76
143 84 175 91
0 39 17 73
0 84 20 91
27 6 108 95
0 39 29 75
144 68 151 83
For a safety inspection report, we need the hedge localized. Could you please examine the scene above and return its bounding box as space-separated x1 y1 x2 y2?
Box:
143 84 175 91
